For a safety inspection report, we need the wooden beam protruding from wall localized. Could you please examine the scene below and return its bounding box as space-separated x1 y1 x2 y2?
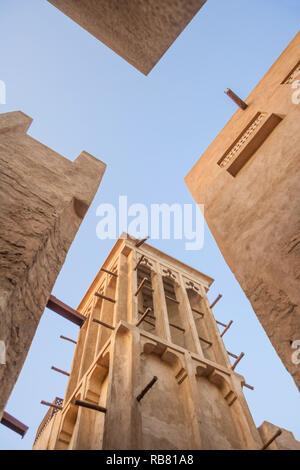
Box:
0 411 28 438
47 295 85 327
225 88 248 110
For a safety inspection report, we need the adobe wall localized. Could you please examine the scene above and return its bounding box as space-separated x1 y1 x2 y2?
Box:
0 111 106 415
185 32 300 389
47 0 206 74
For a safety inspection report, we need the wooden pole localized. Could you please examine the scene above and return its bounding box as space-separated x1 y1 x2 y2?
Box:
100 267 118 277
135 237 149 248
261 429 282 450
75 400 107 413
139 310 155 321
220 320 233 337
47 295 86 327
225 88 248 110
51 366 70 377
92 318 115 330
216 320 227 327
94 292 116 303
136 307 152 327
209 294 222 309
0 412 28 438
231 352 245 371
137 376 158 402
60 335 77 345
227 350 238 359
243 383 254 391
41 400 63 410
134 277 149 296
134 255 145 271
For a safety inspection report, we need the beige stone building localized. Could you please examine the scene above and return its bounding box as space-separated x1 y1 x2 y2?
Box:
185 32 300 390
33 236 300 450
47 0 207 75
0 111 106 419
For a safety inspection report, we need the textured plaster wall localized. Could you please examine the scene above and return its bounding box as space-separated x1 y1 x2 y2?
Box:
47 0 206 74
0 111 106 415
185 32 300 390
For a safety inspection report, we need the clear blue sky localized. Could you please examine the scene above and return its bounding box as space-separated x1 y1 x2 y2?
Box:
0 0 299 450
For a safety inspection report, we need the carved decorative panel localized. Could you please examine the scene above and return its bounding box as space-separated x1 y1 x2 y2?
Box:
218 112 282 176
282 61 300 84
159 265 179 283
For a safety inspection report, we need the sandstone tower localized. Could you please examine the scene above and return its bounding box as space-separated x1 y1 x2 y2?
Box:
185 32 300 390
0 111 106 420
33 236 299 450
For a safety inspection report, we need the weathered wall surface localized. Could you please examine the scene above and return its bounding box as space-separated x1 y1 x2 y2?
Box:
0 111 106 415
47 0 206 75
258 421 300 450
185 32 300 390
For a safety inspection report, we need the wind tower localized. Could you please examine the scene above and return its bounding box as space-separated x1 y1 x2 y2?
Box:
33 235 300 450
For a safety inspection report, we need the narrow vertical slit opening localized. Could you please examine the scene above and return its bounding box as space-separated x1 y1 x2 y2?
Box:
136 266 155 334
163 277 185 348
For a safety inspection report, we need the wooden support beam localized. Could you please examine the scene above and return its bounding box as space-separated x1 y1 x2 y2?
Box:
221 320 233 337
198 336 212 347
225 88 248 110
137 376 158 402
51 366 70 377
100 267 118 277
216 320 227 327
139 310 155 321
261 429 282 450
231 352 245 371
0 411 28 438
134 277 149 296
192 308 204 317
60 335 77 345
209 294 222 309
94 292 116 303
92 318 115 330
46 295 86 327
134 254 145 270
135 237 149 248
227 350 238 359
136 307 152 327
74 400 107 413
243 383 254 391
41 400 63 411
